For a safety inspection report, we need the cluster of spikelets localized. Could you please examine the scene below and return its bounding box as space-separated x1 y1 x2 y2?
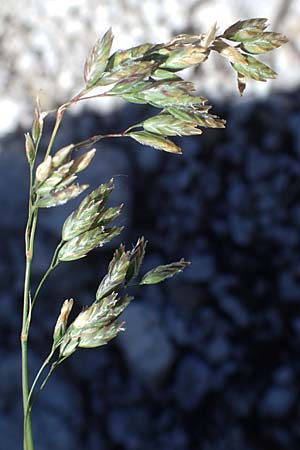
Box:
30 143 190 359
82 17 287 152
18 19 289 450
25 18 287 164
25 18 287 363
59 179 123 261
53 238 189 361
85 18 287 94
25 19 287 163
34 145 93 207
27 146 190 360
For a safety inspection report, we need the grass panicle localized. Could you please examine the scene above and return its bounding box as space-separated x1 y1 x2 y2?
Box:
20 19 287 450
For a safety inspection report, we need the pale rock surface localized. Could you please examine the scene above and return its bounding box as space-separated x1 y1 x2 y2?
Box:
0 0 299 136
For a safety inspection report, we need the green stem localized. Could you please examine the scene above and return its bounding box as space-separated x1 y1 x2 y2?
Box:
30 241 63 310
45 108 64 159
27 360 60 419
21 340 34 450
21 167 38 450
21 94 67 449
20 89 130 450
43 88 92 160
71 131 129 153
123 124 139 134
38 362 58 394
26 346 56 419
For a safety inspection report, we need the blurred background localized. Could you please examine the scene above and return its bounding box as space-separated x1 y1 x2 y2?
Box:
0 1 300 449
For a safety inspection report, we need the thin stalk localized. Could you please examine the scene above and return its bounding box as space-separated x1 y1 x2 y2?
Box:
67 92 109 103
27 336 69 413
33 360 59 396
123 124 138 134
30 241 63 310
44 107 65 159
26 346 56 418
26 360 60 420
53 88 92 114
21 339 34 450
44 88 92 160
21 91 70 449
39 362 58 391
21 167 37 450
72 130 131 154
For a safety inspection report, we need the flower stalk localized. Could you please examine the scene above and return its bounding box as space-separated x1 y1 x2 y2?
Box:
21 167 37 450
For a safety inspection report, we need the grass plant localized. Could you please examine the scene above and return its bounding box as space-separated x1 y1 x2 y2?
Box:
20 19 287 449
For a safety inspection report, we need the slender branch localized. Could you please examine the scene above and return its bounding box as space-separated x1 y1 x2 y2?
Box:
73 92 109 102
64 90 111 106
26 347 56 416
69 88 90 104
30 241 63 310
27 334 68 413
42 88 135 159
72 131 132 153
39 363 58 392
123 124 140 134
102 133 126 139
56 87 94 111
30 361 59 408
43 87 101 159
44 107 65 159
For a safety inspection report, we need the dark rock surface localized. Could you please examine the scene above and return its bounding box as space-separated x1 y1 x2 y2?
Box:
0 90 300 449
